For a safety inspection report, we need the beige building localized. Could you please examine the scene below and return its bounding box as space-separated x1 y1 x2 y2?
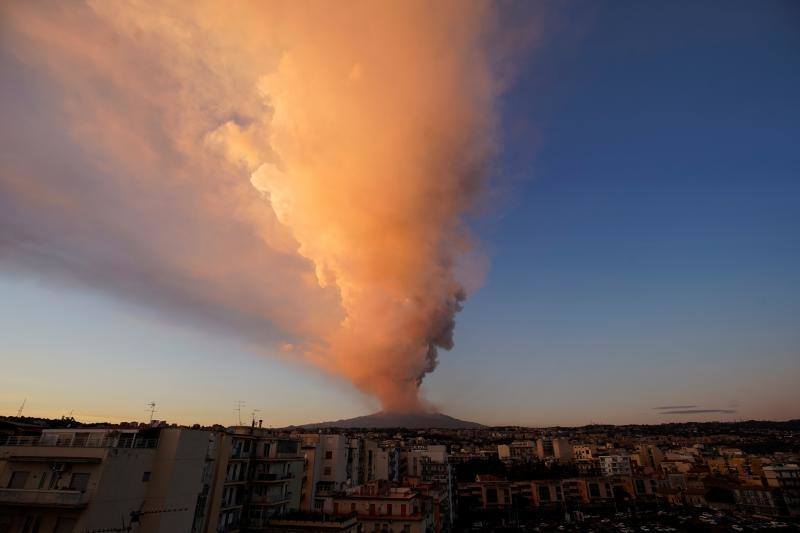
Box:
205 426 304 532
497 441 536 462
298 434 354 512
0 427 216 533
572 444 595 462
535 438 572 462
635 444 664 470
324 482 434 533
263 513 359 532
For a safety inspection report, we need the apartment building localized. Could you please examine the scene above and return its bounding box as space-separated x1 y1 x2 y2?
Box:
400 446 452 529
534 438 572 462
497 441 536 462
458 476 621 509
323 482 434 533
535 438 554 460
635 444 664 470
261 512 359 532
298 434 354 512
598 454 633 477
206 427 304 532
572 444 595 462
0 427 216 533
763 464 800 516
363 441 399 484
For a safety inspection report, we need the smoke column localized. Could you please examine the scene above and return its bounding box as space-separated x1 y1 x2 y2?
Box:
0 1 518 411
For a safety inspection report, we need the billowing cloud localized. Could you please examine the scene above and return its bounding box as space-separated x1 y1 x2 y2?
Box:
0 1 523 411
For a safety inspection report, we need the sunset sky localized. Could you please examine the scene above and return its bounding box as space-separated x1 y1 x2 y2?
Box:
1 0 798 427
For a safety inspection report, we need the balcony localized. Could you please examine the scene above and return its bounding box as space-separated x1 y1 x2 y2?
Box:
0 435 158 449
253 473 293 483
249 496 291 507
0 488 89 508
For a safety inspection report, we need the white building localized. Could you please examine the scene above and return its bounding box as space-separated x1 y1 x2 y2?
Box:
598 454 632 477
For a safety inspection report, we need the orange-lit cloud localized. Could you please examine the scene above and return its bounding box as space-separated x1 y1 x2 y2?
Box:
0 1 522 412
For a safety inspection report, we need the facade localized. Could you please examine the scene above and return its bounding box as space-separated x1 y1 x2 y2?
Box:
262 512 359 532
324 483 434 533
552 438 573 462
572 444 594 462
763 464 800 516
206 427 304 532
400 446 452 530
0 427 216 533
362 441 399 484
533 438 572 462
298 434 352 512
535 439 554 460
734 486 783 516
458 476 624 509
635 445 664 470
497 441 536 462
599 455 633 477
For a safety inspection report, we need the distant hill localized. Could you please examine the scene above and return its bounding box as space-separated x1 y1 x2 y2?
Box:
298 411 485 429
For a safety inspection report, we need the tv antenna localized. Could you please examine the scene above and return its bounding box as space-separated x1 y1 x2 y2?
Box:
16 398 26 418
251 409 261 426
146 401 157 423
234 400 245 426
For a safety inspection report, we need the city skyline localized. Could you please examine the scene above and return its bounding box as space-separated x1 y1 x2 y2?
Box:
2 1 799 428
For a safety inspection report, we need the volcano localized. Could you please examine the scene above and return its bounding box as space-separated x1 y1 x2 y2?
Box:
298 411 485 429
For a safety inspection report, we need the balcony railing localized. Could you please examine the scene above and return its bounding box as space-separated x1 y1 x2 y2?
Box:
0 488 89 508
254 473 293 482
0 435 158 449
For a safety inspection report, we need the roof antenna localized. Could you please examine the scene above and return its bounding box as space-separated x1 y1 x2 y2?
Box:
234 400 245 426
146 401 157 423
16 398 26 418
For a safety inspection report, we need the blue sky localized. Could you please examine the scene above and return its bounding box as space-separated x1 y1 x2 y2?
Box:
1 0 798 426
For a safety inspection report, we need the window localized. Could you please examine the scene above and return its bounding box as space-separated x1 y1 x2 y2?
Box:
325 451 333 460
400 504 406 516
142 471 151 482
324 467 332 476
351 503 356 512
53 517 76 533
21 516 40 533
369 503 375 516
635 479 646 494
386 504 392 515
7 471 29 489
69 473 90 491
589 483 600 498
538 486 550 502
486 488 498 504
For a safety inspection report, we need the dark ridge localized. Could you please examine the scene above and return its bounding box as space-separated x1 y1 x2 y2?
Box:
296 411 486 429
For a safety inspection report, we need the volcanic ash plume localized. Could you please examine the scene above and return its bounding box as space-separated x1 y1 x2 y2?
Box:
0 1 509 411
